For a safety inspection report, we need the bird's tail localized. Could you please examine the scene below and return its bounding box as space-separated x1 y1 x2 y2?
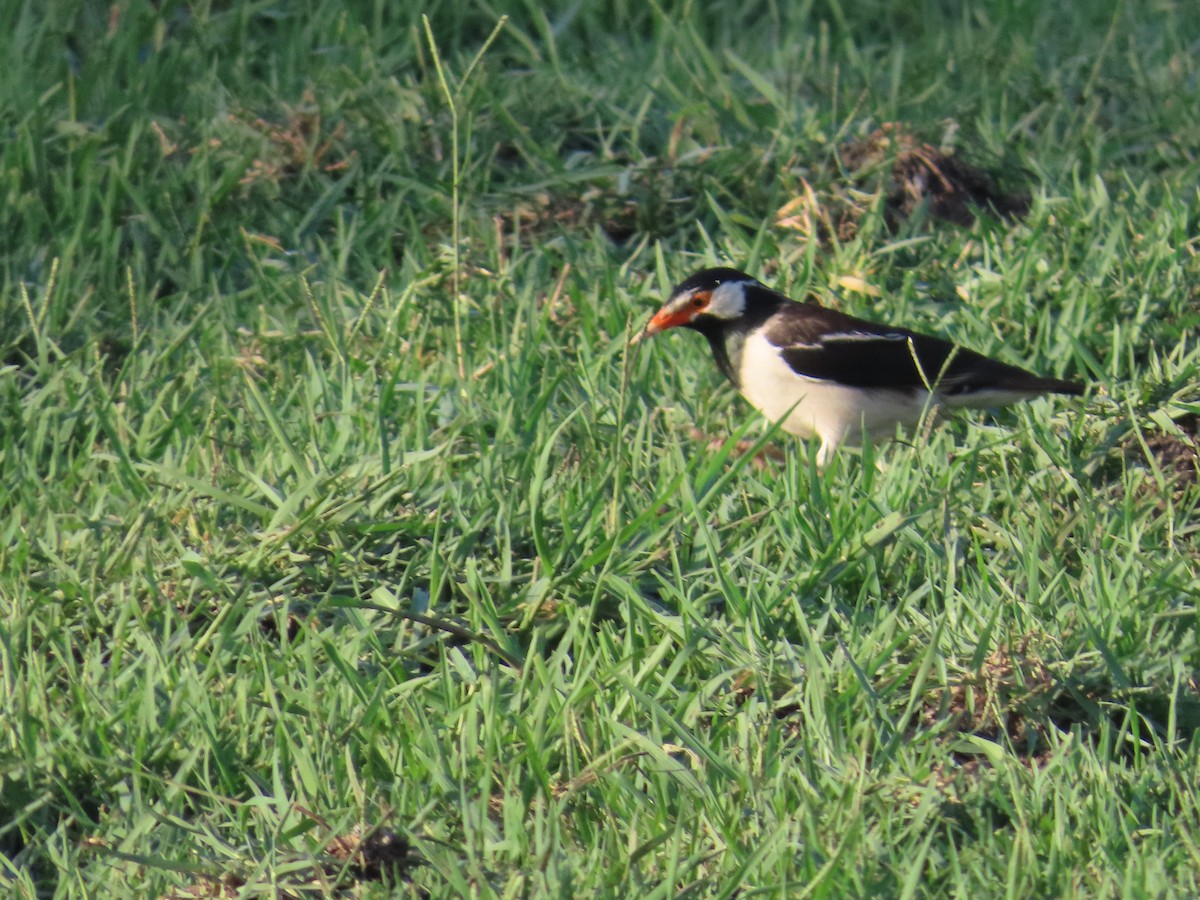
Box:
1022 374 1086 397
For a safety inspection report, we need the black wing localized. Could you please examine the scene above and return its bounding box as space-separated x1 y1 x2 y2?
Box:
766 304 1081 396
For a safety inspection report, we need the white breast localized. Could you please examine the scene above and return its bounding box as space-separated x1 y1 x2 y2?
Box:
736 331 935 457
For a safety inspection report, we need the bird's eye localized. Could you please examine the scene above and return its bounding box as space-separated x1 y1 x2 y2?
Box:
692 296 705 308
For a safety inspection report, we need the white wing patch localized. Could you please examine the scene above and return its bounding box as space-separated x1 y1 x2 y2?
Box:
818 331 908 344
775 331 910 350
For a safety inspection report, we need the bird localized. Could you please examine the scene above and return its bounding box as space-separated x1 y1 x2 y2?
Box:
633 266 1085 465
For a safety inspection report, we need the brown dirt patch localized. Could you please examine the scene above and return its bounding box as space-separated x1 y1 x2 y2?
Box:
777 122 1030 242
1142 414 1199 489
1118 413 1199 504
497 189 638 247
153 89 357 190
496 157 723 248
323 824 418 883
157 815 420 899
920 646 1058 763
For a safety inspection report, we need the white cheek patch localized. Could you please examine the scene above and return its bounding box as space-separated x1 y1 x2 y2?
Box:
704 282 747 320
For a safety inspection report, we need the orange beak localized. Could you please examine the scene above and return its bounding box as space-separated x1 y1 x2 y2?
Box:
629 291 710 345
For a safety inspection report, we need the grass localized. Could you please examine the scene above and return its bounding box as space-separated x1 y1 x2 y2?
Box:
2 0 1199 895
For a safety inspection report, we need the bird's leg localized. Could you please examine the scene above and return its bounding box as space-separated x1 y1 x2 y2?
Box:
815 440 834 470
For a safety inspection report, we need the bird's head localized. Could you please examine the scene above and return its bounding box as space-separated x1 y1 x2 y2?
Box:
632 267 761 343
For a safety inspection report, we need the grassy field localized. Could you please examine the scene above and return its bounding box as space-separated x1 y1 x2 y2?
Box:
3 0 1199 896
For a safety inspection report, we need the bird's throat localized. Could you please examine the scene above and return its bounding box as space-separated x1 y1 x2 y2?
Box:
703 329 744 388
688 290 782 390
